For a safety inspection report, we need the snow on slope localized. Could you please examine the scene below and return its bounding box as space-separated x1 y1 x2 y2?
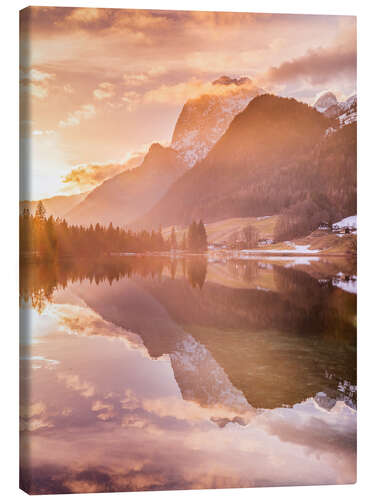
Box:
314 91 357 128
333 215 357 229
314 91 338 113
171 76 263 167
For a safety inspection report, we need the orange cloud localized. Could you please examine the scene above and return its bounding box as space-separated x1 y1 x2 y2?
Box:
20 67 55 99
20 68 55 82
63 83 75 94
93 82 115 100
66 8 103 25
123 66 166 87
143 77 258 105
59 104 96 127
57 372 95 398
121 91 141 111
62 152 145 191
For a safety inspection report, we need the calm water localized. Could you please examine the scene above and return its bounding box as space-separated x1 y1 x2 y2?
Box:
20 255 357 493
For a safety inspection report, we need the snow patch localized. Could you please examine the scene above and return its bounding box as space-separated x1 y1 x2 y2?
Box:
333 215 357 230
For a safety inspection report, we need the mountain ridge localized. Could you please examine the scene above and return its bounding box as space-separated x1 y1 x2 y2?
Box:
135 94 347 232
66 143 187 228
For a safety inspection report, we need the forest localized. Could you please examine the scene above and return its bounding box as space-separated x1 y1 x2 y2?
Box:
19 201 208 259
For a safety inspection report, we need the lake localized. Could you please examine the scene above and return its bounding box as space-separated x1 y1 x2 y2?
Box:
20 255 357 493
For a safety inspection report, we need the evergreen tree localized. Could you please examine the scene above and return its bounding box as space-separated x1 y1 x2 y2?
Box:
19 211 170 258
187 221 198 251
197 220 208 251
170 226 177 250
181 233 186 251
186 220 207 252
35 200 46 221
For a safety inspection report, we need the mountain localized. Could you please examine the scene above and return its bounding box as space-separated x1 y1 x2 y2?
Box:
314 91 357 125
136 93 356 235
20 192 87 219
313 91 338 112
66 143 187 228
74 260 355 409
171 76 262 167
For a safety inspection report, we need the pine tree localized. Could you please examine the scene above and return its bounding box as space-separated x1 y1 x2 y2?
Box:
198 220 208 251
170 226 177 250
35 200 46 221
181 233 186 251
187 221 198 251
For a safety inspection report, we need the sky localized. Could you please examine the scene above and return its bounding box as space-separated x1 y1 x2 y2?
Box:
19 7 356 200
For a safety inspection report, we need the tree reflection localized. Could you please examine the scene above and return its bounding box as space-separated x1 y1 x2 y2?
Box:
20 256 208 311
187 257 207 289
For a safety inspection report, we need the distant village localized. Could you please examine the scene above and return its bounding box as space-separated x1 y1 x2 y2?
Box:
207 216 357 251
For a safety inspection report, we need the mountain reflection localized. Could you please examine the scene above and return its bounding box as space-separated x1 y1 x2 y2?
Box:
20 255 357 493
20 256 356 410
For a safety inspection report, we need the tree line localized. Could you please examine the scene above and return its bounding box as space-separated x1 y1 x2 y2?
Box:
20 202 208 259
20 255 208 313
169 220 208 252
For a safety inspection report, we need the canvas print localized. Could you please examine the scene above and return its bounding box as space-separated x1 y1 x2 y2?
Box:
19 7 357 494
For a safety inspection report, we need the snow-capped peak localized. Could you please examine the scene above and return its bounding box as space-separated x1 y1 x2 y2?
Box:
345 94 357 107
314 91 357 130
171 76 262 167
313 91 338 113
212 75 252 87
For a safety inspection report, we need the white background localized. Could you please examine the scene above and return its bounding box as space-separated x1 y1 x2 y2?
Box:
1 0 374 499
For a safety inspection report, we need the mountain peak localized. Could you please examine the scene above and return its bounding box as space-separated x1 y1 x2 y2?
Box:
171 78 261 167
138 94 337 230
147 142 165 154
212 75 252 86
313 91 338 112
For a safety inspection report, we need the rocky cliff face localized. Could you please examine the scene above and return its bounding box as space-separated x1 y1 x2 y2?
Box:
171 76 262 167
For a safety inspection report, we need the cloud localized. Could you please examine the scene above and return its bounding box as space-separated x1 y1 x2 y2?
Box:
91 400 116 421
257 21 356 90
121 91 142 111
66 8 103 25
123 73 148 86
59 104 96 127
143 76 258 105
19 401 54 431
123 66 166 87
58 372 95 398
61 151 145 191
20 83 49 99
20 68 55 82
20 67 55 99
63 83 75 94
32 129 55 136
260 45 356 87
93 82 115 100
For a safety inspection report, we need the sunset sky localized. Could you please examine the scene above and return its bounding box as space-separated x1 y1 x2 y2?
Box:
20 7 356 200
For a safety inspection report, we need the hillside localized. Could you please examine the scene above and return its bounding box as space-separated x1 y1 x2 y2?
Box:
136 94 355 237
20 192 87 219
163 215 278 245
66 143 187 227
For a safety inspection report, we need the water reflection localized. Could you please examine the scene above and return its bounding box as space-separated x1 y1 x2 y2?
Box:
20 256 356 493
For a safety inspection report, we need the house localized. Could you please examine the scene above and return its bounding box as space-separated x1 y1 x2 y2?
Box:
318 221 331 230
257 239 274 246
